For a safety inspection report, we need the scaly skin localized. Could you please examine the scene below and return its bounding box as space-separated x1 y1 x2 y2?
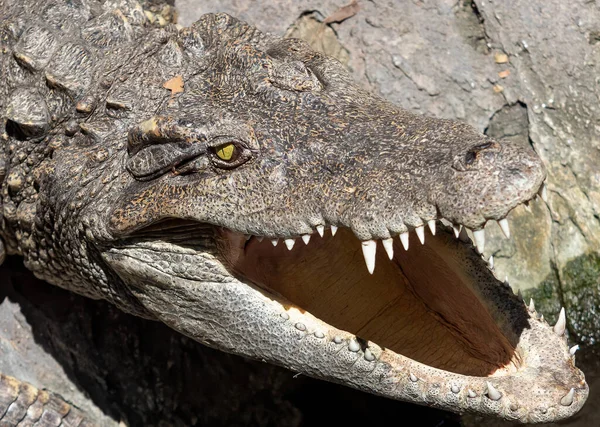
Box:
0 0 588 424
0 374 92 426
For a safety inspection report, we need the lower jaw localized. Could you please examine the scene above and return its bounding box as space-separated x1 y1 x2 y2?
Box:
113 244 586 423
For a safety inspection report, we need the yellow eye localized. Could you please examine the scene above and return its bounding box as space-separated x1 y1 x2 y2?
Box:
215 143 236 161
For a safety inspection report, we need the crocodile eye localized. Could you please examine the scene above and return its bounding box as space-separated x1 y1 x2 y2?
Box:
210 140 253 169
215 142 236 161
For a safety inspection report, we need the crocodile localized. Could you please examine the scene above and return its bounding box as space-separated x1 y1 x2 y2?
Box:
0 0 589 424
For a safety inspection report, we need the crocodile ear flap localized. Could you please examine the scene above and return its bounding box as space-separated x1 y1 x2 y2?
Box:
126 116 206 180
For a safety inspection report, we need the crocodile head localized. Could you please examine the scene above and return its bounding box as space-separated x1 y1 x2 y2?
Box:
43 14 585 422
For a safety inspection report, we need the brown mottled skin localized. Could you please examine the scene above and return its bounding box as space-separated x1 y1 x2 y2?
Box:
0 0 588 424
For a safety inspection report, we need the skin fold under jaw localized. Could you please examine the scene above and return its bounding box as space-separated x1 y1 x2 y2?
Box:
0 1 588 424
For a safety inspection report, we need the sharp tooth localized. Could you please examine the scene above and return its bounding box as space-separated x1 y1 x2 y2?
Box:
364 348 375 361
569 345 579 356
256 236 264 242
452 223 462 238
409 373 418 382
488 255 494 269
468 389 477 398
498 218 510 238
348 339 360 352
271 238 279 246
458 226 470 242
473 229 485 253
415 225 425 244
427 220 436 235
560 388 575 407
285 238 295 250
302 234 311 245
553 307 566 336
316 225 325 237
382 238 394 260
330 225 338 236
529 298 535 312
486 382 502 401
399 232 409 250
245 235 252 241
539 183 548 202
361 240 377 274
523 201 531 213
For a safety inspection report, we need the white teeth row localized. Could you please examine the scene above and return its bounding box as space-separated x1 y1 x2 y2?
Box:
248 182 544 275
260 224 336 248
359 228 423 275
357 216 516 274
249 218 512 274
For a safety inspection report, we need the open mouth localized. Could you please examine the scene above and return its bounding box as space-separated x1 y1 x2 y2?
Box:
220 224 521 378
107 182 587 423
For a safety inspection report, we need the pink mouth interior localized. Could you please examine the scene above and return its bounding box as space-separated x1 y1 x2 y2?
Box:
220 227 521 377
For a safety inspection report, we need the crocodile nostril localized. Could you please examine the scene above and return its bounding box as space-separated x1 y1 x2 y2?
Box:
465 142 497 165
465 151 477 164
466 142 495 164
